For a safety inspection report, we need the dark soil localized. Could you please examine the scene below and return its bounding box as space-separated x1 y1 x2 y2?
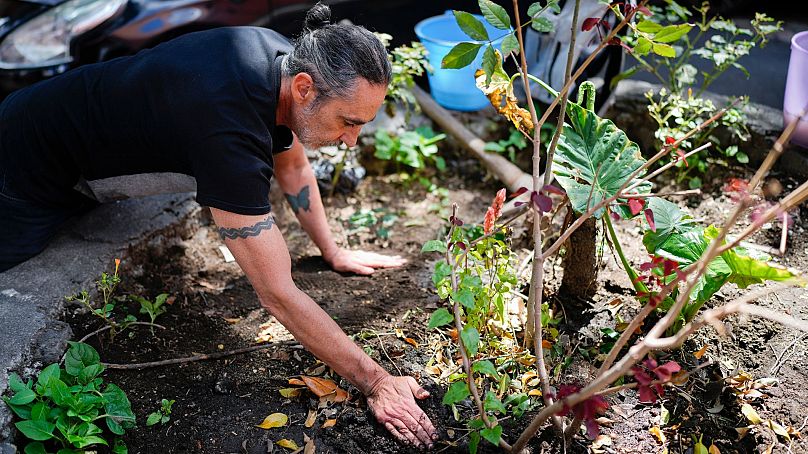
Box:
59 152 808 453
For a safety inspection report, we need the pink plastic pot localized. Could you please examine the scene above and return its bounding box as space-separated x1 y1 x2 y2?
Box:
784 30 808 148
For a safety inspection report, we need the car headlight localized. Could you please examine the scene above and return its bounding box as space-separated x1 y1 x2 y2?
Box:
0 0 127 69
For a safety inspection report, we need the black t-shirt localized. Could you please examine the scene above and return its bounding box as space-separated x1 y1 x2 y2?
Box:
0 26 294 215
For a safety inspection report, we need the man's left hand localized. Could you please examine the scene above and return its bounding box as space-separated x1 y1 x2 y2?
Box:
324 248 406 275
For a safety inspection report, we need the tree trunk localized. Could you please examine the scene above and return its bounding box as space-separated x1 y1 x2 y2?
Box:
559 216 598 299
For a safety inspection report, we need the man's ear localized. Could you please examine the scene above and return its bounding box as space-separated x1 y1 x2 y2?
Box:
291 73 317 104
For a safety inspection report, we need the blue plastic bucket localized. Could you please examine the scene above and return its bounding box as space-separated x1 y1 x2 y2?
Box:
415 11 507 111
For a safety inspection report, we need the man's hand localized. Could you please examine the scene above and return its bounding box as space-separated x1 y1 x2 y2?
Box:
324 248 407 275
367 376 437 449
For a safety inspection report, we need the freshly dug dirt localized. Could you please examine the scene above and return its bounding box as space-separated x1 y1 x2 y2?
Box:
60 161 808 454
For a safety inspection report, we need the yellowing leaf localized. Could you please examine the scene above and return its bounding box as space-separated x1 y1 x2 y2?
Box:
305 409 317 428
541 339 552 349
301 376 348 403
528 389 542 397
288 378 306 386
474 55 533 134
650 426 666 444
276 439 299 450
694 344 709 359
256 413 288 429
741 404 762 425
404 337 419 348
279 388 302 398
709 444 721 454
767 420 790 440
322 419 337 428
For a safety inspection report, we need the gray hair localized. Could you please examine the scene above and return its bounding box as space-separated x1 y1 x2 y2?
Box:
281 3 391 101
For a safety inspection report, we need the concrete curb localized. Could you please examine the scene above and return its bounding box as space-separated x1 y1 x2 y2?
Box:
604 80 808 180
0 193 200 451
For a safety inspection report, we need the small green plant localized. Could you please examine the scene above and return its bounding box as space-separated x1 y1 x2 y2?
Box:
484 128 526 163
146 399 175 427
2 342 135 453
376 33 432 119
346 208 399 240
65 259 136 341
621 0 781 187
645 88 749 188
131 293 169 334
373 126 447 174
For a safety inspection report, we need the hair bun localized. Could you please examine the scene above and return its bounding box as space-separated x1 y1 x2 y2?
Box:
304 3 331 31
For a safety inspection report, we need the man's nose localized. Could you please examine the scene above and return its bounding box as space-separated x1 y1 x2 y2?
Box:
340 126 361 148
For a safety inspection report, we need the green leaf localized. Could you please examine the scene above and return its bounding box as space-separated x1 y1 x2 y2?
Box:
421 240 447 254
501 33 520 56
480 424 503 445
527 2 542 18
432 260 452 285
481 45 498 86
452 289 476 310
735 151 749 163
78 364 105 386
427 308 453 329
652 42 676 57
441 42 483 69
73 435 108 449
642 198 698 253
635 37 653 55
461 326 480 356
442 381 471 405
9 388 36 405
553 99 649 218
146 412 161 426
64 342 100 377
653 24 692 43
531 17 554 33
24 442 47 454
469 431 481 454
15 420 55 441
154 293 169 309
30 403 49 421
103 384 135 435
112 438 128 454
721 244 804 288
48 378 74 408
478 0 510 30
472 360 500 379
483 391 507 414
8 374 28 393
636 20 663 33
36 364 61 392
453 11 489 41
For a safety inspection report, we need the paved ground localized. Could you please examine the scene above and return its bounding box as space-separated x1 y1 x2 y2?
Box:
0 194 199 452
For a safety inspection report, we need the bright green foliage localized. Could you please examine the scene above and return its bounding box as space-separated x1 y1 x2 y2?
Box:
553 86 650 218
3 342 134 453
373 127 446 173
133 293 169 334
485 128 526 163
376 34 431 119
641 199 805 331
621 1 781 186
345 208 399 240
146 399 175 427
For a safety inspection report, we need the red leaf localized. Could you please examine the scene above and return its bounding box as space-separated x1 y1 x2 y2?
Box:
628 198 645 216
600 19 612 31
638 385 657 403
662 259 679 277
643 358 658 370
531 191 553 213
637 5 652 16
542 184 565 196
511 187 529 198
653 361 681 382
585 419 601 439
582 17 601 31
665 136 676 145
633 367 653 386
609 209 621 221
644 208 656 232
449 215 464 226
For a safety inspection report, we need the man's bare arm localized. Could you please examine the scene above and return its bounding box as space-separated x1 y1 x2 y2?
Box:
209 208 436 448
273 136 405 274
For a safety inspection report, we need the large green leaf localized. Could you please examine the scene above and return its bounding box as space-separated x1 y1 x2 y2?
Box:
643 198 698 252
64 342 100 377
553 100 649 218
103 384 135 435
461 326 480 356
479 0 510 30
15 420 55 441
441 42 483 69
453 11 489 41
442 381 471 405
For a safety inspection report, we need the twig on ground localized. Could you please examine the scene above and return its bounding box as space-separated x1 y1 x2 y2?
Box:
375 330 403 376
104 341 298 370
770 333 807 375
78 322 166 343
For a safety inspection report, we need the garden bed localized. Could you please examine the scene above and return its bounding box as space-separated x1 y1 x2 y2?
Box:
60 156 808 453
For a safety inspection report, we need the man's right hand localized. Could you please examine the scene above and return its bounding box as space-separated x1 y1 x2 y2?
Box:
366 375 438 449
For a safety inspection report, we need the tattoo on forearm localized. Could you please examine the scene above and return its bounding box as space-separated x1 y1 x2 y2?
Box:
285 185 311 214
218 215 275 240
